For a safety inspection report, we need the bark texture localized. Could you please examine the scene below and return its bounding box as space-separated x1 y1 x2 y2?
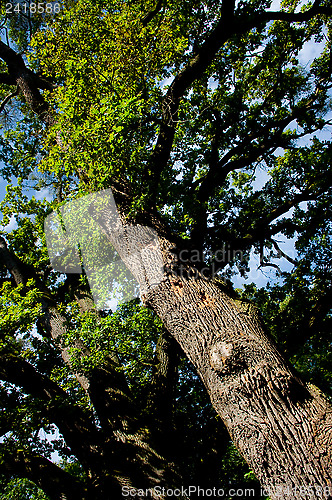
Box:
100 222 332 500
140 240 332 500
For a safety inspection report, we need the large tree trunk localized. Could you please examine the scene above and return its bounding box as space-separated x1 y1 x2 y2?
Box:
143 248 332 500
99 218 332 500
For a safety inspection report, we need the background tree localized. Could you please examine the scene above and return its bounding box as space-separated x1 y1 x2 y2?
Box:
1 0 332 499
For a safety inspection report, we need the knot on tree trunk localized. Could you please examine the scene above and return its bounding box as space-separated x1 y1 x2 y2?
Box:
209 341 246 375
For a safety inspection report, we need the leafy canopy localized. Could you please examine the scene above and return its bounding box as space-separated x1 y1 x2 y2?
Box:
0 0 332 496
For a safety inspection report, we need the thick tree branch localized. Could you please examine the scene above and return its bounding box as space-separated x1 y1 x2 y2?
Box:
190 136 292 249
283 285 332 359
0 235 90 390
0 354 121 492
143 0 330 208
236 190 319 247
145 329 180 450
204 188 326 274
252 0 330 26
143 15 235 205
87 355 140 435
0 235 33 285
195 94 327 204
0 353 104 465
54 277 140 435
0 236 139 436
0 41 53 124
0 392 14 438
0 352 172 494
257 192 317 232
221 0 236 20
0 72 16 85
142 0 163 27
0 448 88 500
0 86 19 112
190 89 330 250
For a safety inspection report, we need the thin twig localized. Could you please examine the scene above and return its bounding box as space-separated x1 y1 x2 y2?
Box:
271 239 298 265
0 86 19 113
258 261 282 274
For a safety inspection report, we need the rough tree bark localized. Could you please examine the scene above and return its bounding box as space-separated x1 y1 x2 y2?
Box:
146 240 332 500
98 219 332 500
